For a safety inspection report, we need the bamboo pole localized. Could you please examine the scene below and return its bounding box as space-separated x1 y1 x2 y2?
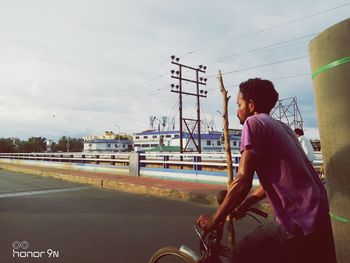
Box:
217 70 235 247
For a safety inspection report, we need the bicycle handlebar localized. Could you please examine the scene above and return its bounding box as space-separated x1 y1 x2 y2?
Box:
247 207 268 218
196 206 268 235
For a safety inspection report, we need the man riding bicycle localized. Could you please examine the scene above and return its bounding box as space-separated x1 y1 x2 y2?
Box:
197 78 337 263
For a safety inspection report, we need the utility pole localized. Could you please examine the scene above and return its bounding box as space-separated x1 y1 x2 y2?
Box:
114 124 121 153
154 117 164 151
170 55 208 158
63 131 70 153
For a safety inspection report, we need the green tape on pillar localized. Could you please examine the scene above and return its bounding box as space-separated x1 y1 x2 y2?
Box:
312 56 350 79
330 212 349 223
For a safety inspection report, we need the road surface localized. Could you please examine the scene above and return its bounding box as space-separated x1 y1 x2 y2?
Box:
0 169 262 263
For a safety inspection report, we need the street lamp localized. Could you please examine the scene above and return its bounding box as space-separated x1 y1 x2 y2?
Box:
86 128 93 153
154 118 165 151
114 124 121 153
86 128 92 136
62 131 70 153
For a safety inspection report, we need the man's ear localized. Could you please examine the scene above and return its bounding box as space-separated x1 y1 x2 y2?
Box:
248 99 255 113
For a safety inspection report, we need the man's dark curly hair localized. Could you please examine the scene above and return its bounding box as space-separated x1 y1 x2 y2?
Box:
239 78 279 114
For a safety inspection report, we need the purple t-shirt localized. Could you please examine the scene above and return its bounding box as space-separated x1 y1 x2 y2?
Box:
241 113 329 236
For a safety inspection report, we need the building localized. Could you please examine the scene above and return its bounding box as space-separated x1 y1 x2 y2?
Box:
83 131 133 153
133 130 177 151
229 128 242 136
133 130 241 152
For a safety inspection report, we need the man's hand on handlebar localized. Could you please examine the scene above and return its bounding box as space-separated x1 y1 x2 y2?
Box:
232 207 247 220
233 194 264 220
197 215 216 232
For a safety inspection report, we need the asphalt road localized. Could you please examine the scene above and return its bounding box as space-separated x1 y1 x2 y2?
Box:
0 169 262 263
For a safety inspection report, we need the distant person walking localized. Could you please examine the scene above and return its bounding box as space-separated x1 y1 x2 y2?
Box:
294 128 315 162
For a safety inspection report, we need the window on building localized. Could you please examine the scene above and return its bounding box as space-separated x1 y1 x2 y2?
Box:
217 140 221 146
206 140 211 146
233 141 237 146
143 136 148 139
151 144 157 147
143 144 150 147
135 136 140 139
165 135 171 138
89 143 92 147
152 135 157 138
115 144 118 148
107 144 111 148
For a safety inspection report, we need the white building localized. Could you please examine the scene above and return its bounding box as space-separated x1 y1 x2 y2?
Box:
83 131 133 153
133 130 177 150
133 130 241 152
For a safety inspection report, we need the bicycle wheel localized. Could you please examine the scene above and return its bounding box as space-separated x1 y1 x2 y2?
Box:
149 246 197 263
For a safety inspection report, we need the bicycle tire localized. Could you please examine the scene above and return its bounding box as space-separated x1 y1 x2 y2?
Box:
149 246 197 263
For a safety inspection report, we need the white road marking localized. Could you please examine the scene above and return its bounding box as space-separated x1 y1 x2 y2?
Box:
0 186 92 198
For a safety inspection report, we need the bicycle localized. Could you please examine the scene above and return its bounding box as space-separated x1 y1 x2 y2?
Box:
148 205 268 263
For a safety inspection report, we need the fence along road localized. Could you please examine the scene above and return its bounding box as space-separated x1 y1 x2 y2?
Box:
0 151 323 185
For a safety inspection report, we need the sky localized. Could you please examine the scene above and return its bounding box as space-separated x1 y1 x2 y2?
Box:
0 0 349 141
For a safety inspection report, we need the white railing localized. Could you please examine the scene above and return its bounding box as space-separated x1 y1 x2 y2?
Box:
139 152 240 170
0 151 323 172
0 152 130 164
140 151 323 178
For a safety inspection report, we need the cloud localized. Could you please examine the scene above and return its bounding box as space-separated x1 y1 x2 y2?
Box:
0 0 349 140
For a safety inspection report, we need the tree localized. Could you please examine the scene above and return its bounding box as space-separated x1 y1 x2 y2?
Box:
0 138 16 153
53 136 83 152
18 137 47 153
69 138 84 152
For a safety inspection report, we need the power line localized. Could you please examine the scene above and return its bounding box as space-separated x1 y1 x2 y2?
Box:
271 73 309 81
55 3 350 123
206 73 309 91
87 32 316 108
208 55 308 78
81 70 169 110
166 99 179 130
180 2 350 57
84 55 309 110
123 37 313 102
63 4 350 129
106 38 311 106
206 33 317 64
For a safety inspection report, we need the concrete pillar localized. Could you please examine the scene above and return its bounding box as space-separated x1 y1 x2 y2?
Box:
309 18 350 263
163 155 169 169
129 152 141 176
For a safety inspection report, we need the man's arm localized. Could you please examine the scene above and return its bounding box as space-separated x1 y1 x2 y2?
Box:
197 149 257 230
234 184 266 218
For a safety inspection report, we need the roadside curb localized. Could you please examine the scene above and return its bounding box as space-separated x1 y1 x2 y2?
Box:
102 179 217 205
0 163 218 206
0 163 272 212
